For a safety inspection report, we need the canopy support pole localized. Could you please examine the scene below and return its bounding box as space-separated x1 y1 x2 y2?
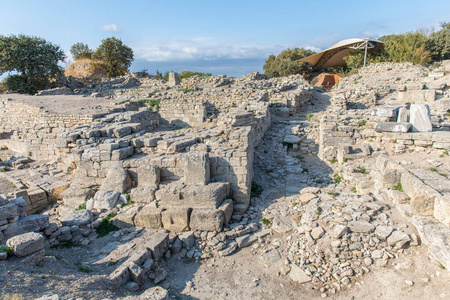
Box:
363 39 368 67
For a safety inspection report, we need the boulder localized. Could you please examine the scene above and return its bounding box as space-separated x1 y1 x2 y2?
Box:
6 232 44 257
100 165 132 193
59 206 93 226
93 190 121 210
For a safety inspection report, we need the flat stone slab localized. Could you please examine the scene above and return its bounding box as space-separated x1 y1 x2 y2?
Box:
348 221 375 233
410 169 450 193
374 122 411 133
289 264 311 284
410 104 432 132
376 106 402 117
6 232 44 257
3 214 49 238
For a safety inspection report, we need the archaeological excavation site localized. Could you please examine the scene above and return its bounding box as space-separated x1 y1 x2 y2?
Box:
1 61 450 300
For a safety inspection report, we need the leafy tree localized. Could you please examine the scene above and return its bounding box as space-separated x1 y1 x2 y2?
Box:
70 42 93 60
426 23 450 61
0 34 65 94
92 37 133 77
379 31 431 65
263 48 316 77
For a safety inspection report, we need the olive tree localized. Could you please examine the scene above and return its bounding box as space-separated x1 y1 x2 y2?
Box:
263 48 315 77
92 37 134 77
0 34 66 94
70 42 93 60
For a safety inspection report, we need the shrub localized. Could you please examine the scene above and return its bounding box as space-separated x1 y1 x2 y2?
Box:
65 58 107 78
96 212 119 237
92 37 134 77
263 48 316 77
393 182 403 192
251 182 263 198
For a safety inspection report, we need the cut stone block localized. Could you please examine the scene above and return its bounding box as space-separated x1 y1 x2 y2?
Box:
145 232 169 260
133 206 163 229
112 206 142 229
6 232 44 257
3 215 49 238
374 122 411 133
106 265 130 290
93 190 121 210
184 152 210 185
129 187 156 203
137 165 160 188
376 106 402 118
189 209 225 232
410 104 432 132
161 208 191 232
218 199 233 225
59 206 93 226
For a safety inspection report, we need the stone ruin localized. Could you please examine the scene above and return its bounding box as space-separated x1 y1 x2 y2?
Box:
1 63 450 298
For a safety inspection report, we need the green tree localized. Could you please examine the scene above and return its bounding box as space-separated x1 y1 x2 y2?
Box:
70 42 93 60
0 34 66 94
263 48 316 77
426 23 450 61
379 31 431 65
92 37 134 77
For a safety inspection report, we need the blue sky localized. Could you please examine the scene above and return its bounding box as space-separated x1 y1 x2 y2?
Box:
1 0 450 77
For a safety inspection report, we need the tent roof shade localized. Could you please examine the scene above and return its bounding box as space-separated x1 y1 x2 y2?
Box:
298 38 384 69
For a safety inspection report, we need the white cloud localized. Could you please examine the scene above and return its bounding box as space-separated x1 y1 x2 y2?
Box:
133 37 304 63
100 24 122 33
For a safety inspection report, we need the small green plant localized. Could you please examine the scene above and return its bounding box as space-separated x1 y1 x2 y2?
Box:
261 218 271 227
0 146 7 150
440 264 446 269
120 197 135 208
358 120 367 126
333 174 343 184
409 149 415 153
177 88 195 93
355 166 368 174
439 173 448 179
78 266 93 273
393 182 403 192
328 158 338 164
2 167 10 172
351 186 357 193
76 201 87 210
316 179 324 184
327 191 337 196
152 89 160 93
35 262 44 268
96 212 119 237
0 245 12 254
134 89 144 94
296 154 304 161
107 261 118 266
251 182 263 198
138 98 162 110
440 150 449 158
429 167 438 172
306 113 312 121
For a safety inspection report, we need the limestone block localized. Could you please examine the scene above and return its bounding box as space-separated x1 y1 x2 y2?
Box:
59 206 93 226
0 202 18 222
6 232 44 257
61 187 95 209
189 209 225 232
184 152 210 185
111 146 134 161
168 72 180 86
133 206 163 229
112 206 141 229
100 165 132 193
374 122 411 133
376 106 402 118
434 196 450 228
397 107 408 122
218 199 233 225
161 208 191 232
93 190 121 210
137 165 160 188
410 104 432 132
145 232 169 260
130 187 156 203
3 215 49 238
144 137 162 147
106 265 130 290
398 90 435 103
176 182 230 209
289 264 311 284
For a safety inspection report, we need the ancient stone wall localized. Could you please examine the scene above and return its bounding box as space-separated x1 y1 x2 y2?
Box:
0 98 96 160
